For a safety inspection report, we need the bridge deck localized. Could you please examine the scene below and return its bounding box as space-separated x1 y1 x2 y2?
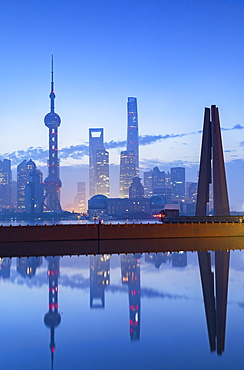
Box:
0 222 244 257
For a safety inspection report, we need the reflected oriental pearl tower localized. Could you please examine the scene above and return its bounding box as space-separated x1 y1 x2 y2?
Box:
43 57 62 211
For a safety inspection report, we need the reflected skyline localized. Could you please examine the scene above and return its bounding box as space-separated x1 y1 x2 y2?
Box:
44 256 61 370
0 258 11 279
121 254 141 340
0 245 240 368
17 256 42 279
90 255 110 308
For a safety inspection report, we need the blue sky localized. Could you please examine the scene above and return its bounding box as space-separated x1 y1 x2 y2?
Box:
0 0 244 209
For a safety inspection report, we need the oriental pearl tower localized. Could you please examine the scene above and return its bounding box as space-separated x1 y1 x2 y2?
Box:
43 56 62 211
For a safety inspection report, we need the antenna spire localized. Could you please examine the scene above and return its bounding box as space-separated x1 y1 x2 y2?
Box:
50 55 55 113
51 55 54 93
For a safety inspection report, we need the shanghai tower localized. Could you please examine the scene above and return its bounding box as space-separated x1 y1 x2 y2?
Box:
127 97 139 175
43 57 62 211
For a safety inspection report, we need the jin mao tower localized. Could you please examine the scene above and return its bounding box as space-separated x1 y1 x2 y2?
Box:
43 57 62 211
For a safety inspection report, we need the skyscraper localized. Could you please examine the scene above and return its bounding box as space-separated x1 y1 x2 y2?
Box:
143 167 171 202
143 170 153 197
25 168 44 213
127 97 139 174
89 128 109 197
129 177 144 198
119 150 137 198
17 159 37 211
171 167 185 200
119 98 139 198
96 149 109 197
186 182 198 201
43 58 62 211
0 159 12 210
74 182 86 213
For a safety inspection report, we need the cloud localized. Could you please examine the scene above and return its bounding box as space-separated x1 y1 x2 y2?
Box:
222 124 244 131
3 147 48 165
59 144 89 159
1 125 241 166
9 270 187 300
104 140 126 149
139 131 201 146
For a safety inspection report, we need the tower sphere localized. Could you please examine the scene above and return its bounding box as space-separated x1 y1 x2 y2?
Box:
44 113 61 128
44 176 62 192
44 311 61 328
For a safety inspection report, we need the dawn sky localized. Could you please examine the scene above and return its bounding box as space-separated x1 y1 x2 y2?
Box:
1 0 244 209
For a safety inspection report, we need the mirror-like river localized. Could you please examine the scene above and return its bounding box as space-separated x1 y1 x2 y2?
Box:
0 246 243 369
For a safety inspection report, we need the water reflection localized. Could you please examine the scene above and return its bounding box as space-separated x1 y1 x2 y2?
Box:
0 258 11 279
16 257 42 278
198 250 230 356
121 254 141 340
144 252 187 268
0 243 236 368
44 257 61 370
90 255 110 308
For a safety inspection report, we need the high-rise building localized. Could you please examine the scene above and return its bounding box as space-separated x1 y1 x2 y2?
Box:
95 149 109 197
0 159 12 210
152 166 165 188
129 177 144 198
11 181 17 209
43 57 62 211
171 167 185 200
143 167 171 202
127 97 139 174
17 159 37 211
186 182 198 201
89 128 109 197
74 182 86 213
143 170 153 197
25 168 44 213
153 186 172 203
119 151 137 198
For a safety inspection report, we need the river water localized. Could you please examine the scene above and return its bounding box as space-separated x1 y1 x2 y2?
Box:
0 220 243 369
0 244 243 369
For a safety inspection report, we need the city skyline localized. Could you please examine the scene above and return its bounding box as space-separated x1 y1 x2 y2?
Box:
0 1 244 210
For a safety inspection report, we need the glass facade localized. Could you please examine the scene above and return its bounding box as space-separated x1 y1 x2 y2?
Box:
89 128 109 198
127 97 139 174
119 151 136 198
171 167 186 200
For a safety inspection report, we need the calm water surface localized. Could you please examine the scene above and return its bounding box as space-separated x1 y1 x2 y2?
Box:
0 245 243 370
